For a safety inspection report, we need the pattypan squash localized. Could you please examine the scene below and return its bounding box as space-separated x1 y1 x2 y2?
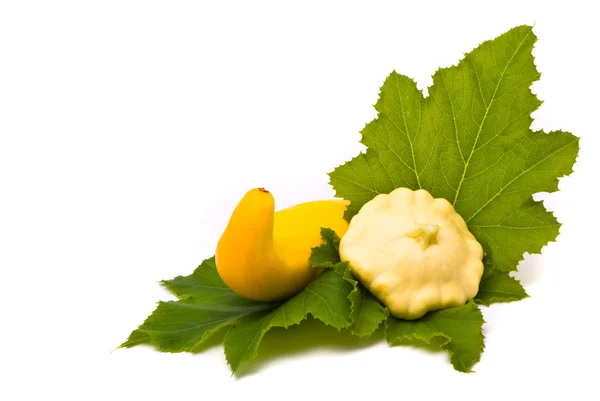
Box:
339 187 484 319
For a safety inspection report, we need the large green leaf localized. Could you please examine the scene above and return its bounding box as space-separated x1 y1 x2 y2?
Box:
329 25 579 283
119 257 277 352
223 263 353 372
121 232 357 373
386 300 485 372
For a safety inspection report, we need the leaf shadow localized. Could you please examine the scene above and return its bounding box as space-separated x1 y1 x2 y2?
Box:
512 252 544 287
234 316 384 379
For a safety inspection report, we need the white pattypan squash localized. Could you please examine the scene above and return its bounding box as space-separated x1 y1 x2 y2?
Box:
339 188 484 319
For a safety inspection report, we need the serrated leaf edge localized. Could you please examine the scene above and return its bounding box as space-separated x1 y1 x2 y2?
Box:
384 301 486 373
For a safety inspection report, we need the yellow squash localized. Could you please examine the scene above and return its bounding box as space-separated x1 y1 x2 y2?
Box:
216 188 349 301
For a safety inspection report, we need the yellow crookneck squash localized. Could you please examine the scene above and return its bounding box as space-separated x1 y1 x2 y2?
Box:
216 188 349 302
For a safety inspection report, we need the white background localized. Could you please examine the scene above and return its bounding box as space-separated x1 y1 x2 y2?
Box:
1 1 599 400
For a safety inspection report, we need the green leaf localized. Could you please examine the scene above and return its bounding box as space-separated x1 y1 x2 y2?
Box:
120 257 276 352
310 228 387 337
475 260 529 306
385 300 485 372
348 281 388 337
310 227 342 267
223 264 353 372
329 25 579 278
